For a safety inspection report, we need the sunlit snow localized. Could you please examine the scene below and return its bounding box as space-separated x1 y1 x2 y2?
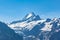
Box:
9 20 46 31
40 22 52 31
26 13 32 19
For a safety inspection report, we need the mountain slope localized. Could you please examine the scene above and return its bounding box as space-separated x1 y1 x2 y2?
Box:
0 22 23 40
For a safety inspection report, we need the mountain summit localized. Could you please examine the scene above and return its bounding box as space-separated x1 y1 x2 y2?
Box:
23 12 36 19
8 12 60 40
10 12 41 24
22 12 41 22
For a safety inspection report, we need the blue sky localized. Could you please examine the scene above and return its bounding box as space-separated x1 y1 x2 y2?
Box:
0 0 60 23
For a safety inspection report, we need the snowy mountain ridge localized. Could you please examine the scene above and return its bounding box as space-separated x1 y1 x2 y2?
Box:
8 12 60 40
8 12 60 32
8 12 46 31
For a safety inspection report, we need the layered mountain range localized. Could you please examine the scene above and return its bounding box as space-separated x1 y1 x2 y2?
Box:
8 12 60 40
0 12 60 40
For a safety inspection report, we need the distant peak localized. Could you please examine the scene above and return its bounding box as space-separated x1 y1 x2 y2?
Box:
23 12 36 19
26 12 35 19
26 13 33 19
53 17 58 21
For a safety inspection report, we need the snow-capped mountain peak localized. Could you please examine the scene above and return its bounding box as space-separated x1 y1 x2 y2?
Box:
8 12 45 31
23 12 36 20
26 13 34 19
8 12 60 40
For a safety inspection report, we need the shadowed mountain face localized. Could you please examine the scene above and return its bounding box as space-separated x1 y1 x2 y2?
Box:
49 31 60 40
0 22 23 40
